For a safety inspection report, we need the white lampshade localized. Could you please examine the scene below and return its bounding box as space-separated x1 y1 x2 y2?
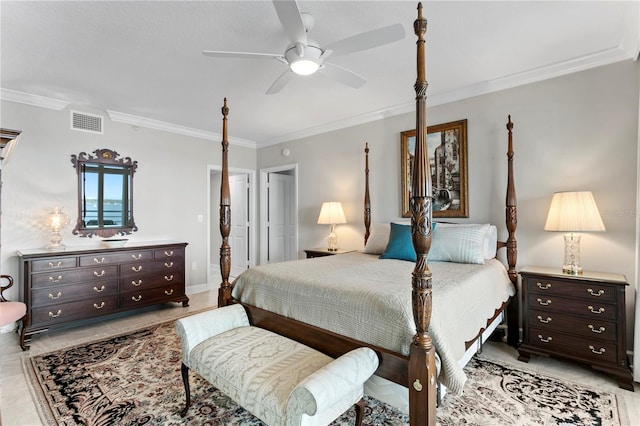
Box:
317 202 347 225
544 191 605 232
544 191 605 275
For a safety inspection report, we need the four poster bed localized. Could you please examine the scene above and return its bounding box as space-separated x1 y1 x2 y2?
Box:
216 4 518 425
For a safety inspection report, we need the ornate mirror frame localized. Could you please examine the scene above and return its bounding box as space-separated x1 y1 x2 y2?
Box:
71 148 138 238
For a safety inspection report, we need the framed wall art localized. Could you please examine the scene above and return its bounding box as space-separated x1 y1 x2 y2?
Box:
401 119 468 218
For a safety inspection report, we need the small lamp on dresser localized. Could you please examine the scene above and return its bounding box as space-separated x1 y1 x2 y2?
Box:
44 207 70 249
317 201 347 252
544 191 605 275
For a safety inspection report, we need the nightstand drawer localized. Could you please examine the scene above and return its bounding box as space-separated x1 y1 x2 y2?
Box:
529 326 617 364
527 294 616 321
528 308 617 341
525 277 616 303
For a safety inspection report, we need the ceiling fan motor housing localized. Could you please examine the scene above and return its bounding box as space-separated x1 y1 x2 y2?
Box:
285 42 323 75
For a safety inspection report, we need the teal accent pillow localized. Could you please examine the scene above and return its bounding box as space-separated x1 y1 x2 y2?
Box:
380 223 415 261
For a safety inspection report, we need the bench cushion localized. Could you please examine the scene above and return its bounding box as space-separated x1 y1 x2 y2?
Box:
190 325 332 425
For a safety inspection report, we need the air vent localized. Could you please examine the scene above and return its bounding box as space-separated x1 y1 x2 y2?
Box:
71 110 103 134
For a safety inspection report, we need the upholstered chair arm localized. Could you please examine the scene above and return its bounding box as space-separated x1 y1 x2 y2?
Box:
0 275 14 302
286 347 379 426
175 304 249 367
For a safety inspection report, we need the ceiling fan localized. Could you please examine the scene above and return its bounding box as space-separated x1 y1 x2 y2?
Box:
203 0 405 95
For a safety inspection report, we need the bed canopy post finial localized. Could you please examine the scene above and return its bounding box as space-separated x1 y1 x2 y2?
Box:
409 2 437 425
218 98 233 308
364 143 371 246
505 115 519 346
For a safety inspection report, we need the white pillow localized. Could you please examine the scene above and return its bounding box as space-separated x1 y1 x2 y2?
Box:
363 223 390 254
484 225 498 259
429 223 490 264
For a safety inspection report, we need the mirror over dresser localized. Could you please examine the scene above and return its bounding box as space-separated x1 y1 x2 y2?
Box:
18 241 188 348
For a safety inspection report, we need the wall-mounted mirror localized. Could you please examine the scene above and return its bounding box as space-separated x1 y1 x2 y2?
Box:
71 148 138 238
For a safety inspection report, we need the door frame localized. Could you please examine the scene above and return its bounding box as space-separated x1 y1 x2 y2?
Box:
260 164 298 265
207 165 257 289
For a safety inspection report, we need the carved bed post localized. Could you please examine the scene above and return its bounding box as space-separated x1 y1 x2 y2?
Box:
505 115 519 346
218 98 232 308
408 3 437 425
364 143 371 246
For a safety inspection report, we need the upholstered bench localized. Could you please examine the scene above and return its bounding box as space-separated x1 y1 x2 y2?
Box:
175 304 379 426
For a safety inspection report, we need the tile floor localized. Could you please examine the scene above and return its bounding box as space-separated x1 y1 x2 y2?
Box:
1 290 639 425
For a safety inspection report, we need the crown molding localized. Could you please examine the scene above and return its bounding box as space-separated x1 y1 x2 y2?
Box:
106 110 256 149
621 1 640 60
0 88 70 110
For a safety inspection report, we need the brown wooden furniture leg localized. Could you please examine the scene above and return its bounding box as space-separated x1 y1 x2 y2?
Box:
354 398 365 426
180 363 191 417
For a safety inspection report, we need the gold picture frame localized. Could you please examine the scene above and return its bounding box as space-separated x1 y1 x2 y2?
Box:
401 119 468 218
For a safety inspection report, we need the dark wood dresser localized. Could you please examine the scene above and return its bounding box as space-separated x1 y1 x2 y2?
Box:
18 241 189 348
518 266 633 390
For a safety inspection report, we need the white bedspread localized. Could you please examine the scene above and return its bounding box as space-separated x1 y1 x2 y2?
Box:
231 252 515 394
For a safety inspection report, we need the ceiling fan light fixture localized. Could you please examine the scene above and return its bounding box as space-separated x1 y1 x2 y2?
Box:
286 43 323 75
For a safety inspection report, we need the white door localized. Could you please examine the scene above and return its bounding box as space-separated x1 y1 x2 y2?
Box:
268 172 296 263
229 174 249 278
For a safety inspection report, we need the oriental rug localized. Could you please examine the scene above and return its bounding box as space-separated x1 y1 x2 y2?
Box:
23 322 624 425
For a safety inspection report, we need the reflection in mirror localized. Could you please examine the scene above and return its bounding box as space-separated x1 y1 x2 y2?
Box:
71 148 138 238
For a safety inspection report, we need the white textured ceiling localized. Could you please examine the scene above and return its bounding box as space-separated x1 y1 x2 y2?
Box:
1 1 638 148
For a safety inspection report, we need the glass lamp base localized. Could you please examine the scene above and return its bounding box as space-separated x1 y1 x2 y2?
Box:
562 233 582 275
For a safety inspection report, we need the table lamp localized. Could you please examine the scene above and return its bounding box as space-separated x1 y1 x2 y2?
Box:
45 207 70 249
544 191 605 275
317 201 347 251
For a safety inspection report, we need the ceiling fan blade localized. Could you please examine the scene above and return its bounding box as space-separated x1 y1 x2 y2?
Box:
324 23 405 56
266 69 295 95
272 0 307 45
203 50 283 61
321 63 366 89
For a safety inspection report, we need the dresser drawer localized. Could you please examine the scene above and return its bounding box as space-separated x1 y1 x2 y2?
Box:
525 276 616 303
31 295 119 326
119 259 184 277
31 257 77 272
31 265 119 288
120 272 184 292
527 294 617 321
79 250 154 266
528 326 617 364
120 285 185 308
154 247 185 259
31 280 118 307
528 308 617 342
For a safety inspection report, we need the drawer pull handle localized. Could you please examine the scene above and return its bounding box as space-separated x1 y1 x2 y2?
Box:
48 275 63 283
93 302 105 309
587 288 604 297
164 261 174 268
131 266 143 272
536 282 551 290
164 275 174 282
164 250 174 257
48 261 63 268
589 345 606 355
165 289 174 296
588 324 605 334
49 310 62 318
132 295 142 302
131 254 143 260
537 335 552 343
537 315 552 324
93 285 105 292
93 270 106 277
536 298 551 306
588 306 605 314
131 279 143 287
93 257 106 264
48 292 62 300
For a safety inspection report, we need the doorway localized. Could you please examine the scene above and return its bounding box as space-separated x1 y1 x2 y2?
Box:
208 166 256 287
260 164 298 264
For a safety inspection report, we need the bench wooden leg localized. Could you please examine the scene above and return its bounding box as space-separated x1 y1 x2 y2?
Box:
354 398 365 426
180 363 191 417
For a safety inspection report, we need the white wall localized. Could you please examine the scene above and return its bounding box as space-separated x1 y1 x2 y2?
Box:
257 60 640 347
0 100 256 298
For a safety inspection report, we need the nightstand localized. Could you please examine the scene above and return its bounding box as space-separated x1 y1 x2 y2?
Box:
304 248 355 259
518 266 633 391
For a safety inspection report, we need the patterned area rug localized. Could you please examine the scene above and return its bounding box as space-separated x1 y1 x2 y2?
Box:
23 322 623 425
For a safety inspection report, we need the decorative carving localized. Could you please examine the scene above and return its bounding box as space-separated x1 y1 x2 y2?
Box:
364 143 371 246
218 98 233 308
